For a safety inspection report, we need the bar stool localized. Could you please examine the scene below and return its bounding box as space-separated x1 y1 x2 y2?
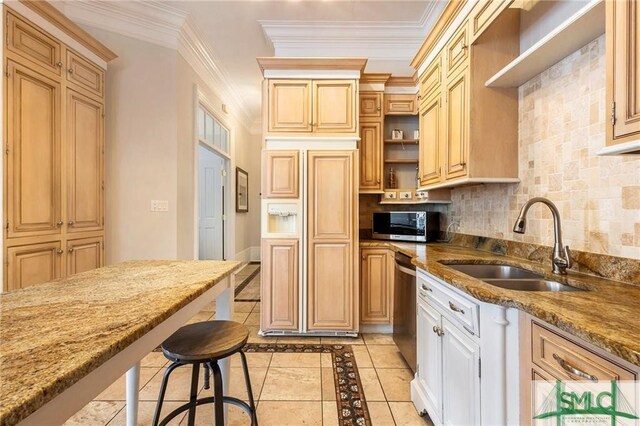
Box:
152 320 257 426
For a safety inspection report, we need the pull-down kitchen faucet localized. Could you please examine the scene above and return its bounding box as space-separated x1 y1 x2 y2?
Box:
513 197 573 275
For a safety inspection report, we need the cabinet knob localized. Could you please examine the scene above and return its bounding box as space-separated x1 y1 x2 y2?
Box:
68 68 74 74
68 248 74 253
56 249 64 255
68 221 74 226
432 325 438 334
56 221 64 226
362 254 366 260
56 62 63 68
376 107 381 111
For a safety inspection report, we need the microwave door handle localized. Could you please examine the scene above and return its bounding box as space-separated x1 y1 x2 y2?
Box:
395 264 416 277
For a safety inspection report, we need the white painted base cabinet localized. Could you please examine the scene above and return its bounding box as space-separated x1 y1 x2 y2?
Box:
412 269 520 426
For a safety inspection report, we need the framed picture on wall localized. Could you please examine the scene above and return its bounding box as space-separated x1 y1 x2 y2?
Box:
236 167 249 212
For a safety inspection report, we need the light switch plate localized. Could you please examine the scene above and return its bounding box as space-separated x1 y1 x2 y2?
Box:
151 200 169 212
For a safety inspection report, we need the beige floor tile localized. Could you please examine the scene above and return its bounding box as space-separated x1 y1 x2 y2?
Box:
244 312 261 326
232 312 250 324
363 333 396 345
270 352 320 368
186 312 214 325
139 365 203 401
321 368 336 401
351 345 374 368
178 402 253 426
107 401 185 426
368 345 409 369
199 300 215 313
321 336 365 345
260 367 322 401
246 326 277 344
276 335 321 344
376 369 413 401
256 401 322 425
357 368 386 402
252 303 261 313
64 401 123 426
140 352 169 368
389 402 433 426
96 368 159 401
322 401 339 426
321 353 333 368
229 352 273 369
367 401 396 426
209 367 267 402
234 301 256 313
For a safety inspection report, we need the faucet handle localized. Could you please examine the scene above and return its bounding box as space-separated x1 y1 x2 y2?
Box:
563 246 573 269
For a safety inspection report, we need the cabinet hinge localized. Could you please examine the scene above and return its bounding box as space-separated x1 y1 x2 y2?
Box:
611 102 617 126
5 144 9 155
5 222 8 230
5 64 8 78
222 214 226 221
5 15 9 47
478 358 481 378
221 169 227 177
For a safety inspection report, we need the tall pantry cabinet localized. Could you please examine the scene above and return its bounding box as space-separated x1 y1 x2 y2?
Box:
3 4 116 291
258 58 364 335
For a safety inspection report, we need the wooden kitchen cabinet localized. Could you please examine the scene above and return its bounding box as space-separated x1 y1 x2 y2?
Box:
307 150 357 331
6 241 63 291
444 65 469 180
419 55 442 103
261 239 299 331
3 7 112 292
419 89 443 186
360 91 382 118
267 78 357 135
358 121 383 191
384 94 418 115
606 0 640 153
360 248 392 324
468 0 512 42
262 150 299 198
445 24 469 76
67 236 103 275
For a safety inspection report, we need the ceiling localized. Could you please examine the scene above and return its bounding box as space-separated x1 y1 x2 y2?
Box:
60 1 447 127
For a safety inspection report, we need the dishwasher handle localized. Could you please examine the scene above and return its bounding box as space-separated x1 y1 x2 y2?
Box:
395 263 416 277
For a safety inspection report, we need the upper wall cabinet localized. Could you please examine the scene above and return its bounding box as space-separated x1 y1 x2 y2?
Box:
468 0 513 43
262 150 299 198
606 0 640 154
266 78 357 135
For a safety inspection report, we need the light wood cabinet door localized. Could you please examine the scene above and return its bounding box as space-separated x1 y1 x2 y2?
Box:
420 55 442 104
307 151 356 331
360 248 392 324
66 236 103 275
262 150 299 198
6 60 62 239
360 92 382 119
66 50 105 98
384 94 418 115
607 0 640 148
6 241 62 291
444 66 469 180
359 121 383 191
419 90 443 186
268 80 312 133
261 239 299 331
312 80 357 133
469 0 512 42
445 24 469 76
6 11 62 77
67 89 104 233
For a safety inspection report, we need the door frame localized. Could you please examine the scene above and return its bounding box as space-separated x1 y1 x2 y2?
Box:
192 86 235 261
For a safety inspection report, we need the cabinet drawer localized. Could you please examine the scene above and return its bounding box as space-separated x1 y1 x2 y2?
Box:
66 50 105 98
469 0 511 41
420 274 479 336
384 94 417 115
6 11 62 76
531 322 636 382
419 56 442 102
445 24 469 76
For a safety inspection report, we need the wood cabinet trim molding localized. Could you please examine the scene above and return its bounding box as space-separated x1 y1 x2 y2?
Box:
257 57 367 74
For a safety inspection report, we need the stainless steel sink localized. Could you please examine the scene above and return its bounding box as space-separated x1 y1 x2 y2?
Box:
442 262 585 292
445 263 543 279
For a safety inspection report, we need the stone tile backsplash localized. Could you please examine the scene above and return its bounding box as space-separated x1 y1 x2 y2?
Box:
447 36 640 259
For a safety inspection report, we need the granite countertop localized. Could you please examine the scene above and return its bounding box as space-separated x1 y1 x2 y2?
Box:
361 240 640 368
0 260 241 426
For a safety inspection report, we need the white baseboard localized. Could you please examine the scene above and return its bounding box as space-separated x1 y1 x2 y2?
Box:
235 246 260 263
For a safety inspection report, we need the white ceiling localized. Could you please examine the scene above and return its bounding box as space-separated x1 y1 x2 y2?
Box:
60 1 446 127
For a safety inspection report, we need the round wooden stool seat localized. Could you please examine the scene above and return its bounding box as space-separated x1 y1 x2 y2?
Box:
161 320 249 362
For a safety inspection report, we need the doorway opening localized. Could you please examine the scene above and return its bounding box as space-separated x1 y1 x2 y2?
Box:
198 144 227 260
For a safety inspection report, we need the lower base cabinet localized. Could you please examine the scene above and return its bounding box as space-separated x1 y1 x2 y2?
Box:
67 236 104 275
261 238 299 331
360 248 393 325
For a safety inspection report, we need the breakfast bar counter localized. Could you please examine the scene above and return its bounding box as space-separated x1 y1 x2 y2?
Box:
0 260 241 426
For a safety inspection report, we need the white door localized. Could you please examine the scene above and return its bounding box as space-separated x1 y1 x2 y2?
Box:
417 300 444 424
441 317 481 426
198 145 225 260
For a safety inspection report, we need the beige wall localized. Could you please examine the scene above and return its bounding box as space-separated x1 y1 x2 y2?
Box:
448 36 640 259
86 27 261 264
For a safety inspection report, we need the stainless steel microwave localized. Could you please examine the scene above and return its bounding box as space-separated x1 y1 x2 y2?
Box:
372 211 440 243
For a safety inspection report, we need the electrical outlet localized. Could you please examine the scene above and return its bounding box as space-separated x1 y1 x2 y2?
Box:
399 191 412 199
151 200 169 212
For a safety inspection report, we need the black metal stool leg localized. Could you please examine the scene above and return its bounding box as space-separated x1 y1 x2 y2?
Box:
239 351 258 425
187 363 200 426
209 361 225 425
152 361 182 426
203 364 211 389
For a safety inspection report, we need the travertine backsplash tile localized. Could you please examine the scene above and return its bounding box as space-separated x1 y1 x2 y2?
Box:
447 36 640 259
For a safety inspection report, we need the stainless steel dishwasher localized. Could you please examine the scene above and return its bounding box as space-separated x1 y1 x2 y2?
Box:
392 251 416 372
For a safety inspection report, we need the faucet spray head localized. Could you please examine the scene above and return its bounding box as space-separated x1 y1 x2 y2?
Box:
513 217 527 234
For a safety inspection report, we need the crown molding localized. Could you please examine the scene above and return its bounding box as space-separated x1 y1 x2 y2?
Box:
59 0 254 131
257 57 367 75
360 73 392 84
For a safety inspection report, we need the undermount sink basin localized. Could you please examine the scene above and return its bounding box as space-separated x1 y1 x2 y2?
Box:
443 262 585 292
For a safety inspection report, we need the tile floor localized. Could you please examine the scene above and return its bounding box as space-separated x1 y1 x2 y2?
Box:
63 266 432 426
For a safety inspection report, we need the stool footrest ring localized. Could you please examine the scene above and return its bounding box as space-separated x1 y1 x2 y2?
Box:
158 395 256 426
